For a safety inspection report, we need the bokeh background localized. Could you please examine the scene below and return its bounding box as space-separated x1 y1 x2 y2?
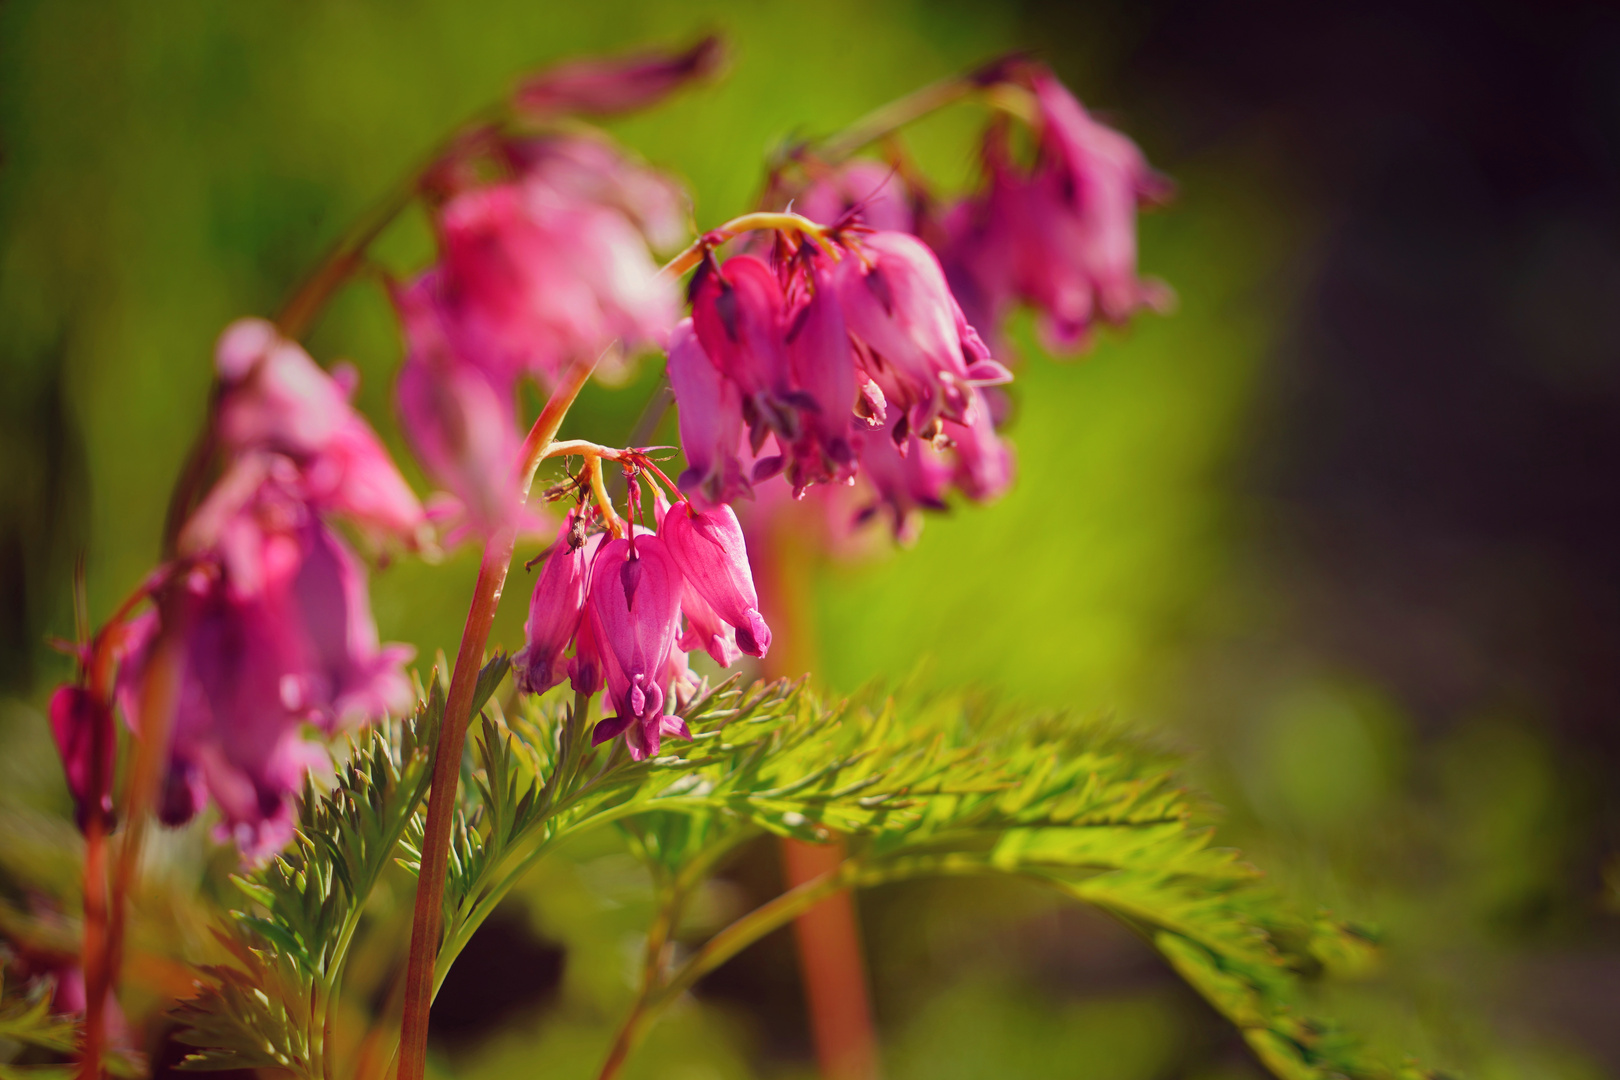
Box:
3 0 1619 1077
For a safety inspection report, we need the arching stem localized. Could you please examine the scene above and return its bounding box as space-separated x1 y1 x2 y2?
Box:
395 350 604 1080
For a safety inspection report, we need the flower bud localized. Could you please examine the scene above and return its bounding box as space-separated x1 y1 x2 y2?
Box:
48 686 113 832
515 511 600 696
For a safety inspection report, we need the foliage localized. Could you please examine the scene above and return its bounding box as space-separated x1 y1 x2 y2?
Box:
171 665 1438 1080
0 970 143 1080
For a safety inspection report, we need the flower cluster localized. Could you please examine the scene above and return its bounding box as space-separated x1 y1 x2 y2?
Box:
393 45 714 541
514 485 769 760
672 224 1013 526
107 320 421 859
730 60 1167 537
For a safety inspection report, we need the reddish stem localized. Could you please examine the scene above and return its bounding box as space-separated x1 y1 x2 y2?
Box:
395 354 600 1080
781 839 879 1080
757 507 881 1080
76 812 109 1080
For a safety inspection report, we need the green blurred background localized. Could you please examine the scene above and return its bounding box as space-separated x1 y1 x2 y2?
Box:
3 0 1618 1077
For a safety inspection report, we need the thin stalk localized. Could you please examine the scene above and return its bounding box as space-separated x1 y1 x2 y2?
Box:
75 813 108 1080
395 351 601 1080
817 75 980 164
659 210 832 279
596 861 862 1080
94 595 187 1078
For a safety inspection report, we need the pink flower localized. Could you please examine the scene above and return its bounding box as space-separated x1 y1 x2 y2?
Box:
690 254 798 443
214 319 427 548
512 36 724 119
434 180 676 387
676 578 741 667
48 686 113 831
394 274 525 539
852 414 953 542
950 70 1171 353
121 479 412 861
794 161 915 235
778 257 861 493
514 510 601 696
836 231 1011 441
659 501 771 658
506 134 689 253
944 387 1016 502
667 317 749 506
584 535 690 760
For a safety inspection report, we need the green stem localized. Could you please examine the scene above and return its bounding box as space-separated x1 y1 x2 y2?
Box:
815 73 981 165
595 859 864 1080
396 351 603 1080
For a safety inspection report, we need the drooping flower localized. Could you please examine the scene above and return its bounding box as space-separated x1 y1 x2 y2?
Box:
836 230 1011 441
944 387 1016 502
394 273 525 540
432 177 677 388
778 257 860 493
514 510 601 696
850 413 953 542
689 254 798 444
667 318 749 506
676 578 741 668
946 68 1172 354
659 501 771 658
48 686 113 831
584 534 690 760
506 133 690 253
213 319 428 548
121 467 413 861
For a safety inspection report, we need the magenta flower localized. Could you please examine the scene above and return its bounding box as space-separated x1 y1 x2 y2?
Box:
434 179 676 387
584 535 691 760
48 686 113 831
778 257 860 493
394 274 525 539
837 231 1011 441
506 134 689 253
514 510 602 696
690 254 797 443
121 471 413 860
660 501 771 658
852 414 953 542
944 387 1016 502
512 36 723 119
214 319 427 548
667 317 749 506
568 601 606 697
676 578 741 668
948 69 1171 353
